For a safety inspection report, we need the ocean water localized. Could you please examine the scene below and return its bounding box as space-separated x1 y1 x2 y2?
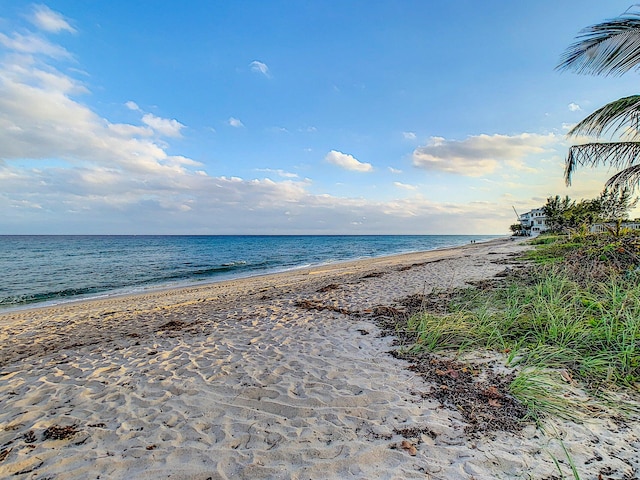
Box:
0 235 499 311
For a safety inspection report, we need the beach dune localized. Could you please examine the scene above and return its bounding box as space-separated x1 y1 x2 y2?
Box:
1 238 638 479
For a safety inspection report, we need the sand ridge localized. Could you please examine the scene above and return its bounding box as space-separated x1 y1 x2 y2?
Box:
1 238 638 479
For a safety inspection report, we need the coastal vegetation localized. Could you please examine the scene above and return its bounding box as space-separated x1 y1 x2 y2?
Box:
470 7 640 424
400 232 639 425
541 187 638 235
511 187 638 238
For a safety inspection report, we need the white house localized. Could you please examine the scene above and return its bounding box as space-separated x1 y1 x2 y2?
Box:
519 207 549 236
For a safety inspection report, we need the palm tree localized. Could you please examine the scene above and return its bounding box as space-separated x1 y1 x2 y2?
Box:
557 7 640 190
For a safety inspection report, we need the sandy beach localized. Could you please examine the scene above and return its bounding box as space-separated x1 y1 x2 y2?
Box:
1 238 638 479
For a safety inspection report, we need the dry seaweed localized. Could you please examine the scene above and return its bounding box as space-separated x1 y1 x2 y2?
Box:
393 426 438 440
362 271 386 278
0 448 11 462
160 320 186 331
42 425 79 441
317 283 340 293
394 352 528 435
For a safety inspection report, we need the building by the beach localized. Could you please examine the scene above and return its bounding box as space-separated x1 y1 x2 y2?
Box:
519 207 548 236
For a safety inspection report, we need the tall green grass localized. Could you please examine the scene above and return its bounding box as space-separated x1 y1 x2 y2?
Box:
404 235 640 420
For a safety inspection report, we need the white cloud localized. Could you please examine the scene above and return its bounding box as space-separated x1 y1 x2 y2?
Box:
268 126 289 134
1 4 614 235
228 117 244 128
325 150 373 172
394 182 418 190
0 32 71 59
142 113 185 137
0 32 196 178
255 168 299 179
568 102 581 112
402 131 416 140
388 167 402 174
249 60 270 77
107 123 154 137
30 5 76 34
412 133 558 176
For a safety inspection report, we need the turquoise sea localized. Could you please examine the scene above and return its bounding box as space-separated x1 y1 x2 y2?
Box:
0 235 500 311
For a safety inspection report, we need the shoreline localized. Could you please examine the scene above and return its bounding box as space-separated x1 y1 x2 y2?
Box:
2 236 637 479
1 237 519 370
0 236 507 316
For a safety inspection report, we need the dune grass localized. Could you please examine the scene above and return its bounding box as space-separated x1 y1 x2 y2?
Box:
404 234 640 421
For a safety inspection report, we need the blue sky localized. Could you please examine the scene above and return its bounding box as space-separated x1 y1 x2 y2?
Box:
1 1 639 234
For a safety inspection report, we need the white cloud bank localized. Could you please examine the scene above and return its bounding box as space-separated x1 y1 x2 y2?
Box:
324 150 373 172
412 133 558 176
0 5 553 235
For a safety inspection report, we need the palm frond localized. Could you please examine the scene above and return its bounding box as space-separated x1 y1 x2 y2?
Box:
567 95 640 139
557 12 640 76
565 141 640 185
605 164 640 190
